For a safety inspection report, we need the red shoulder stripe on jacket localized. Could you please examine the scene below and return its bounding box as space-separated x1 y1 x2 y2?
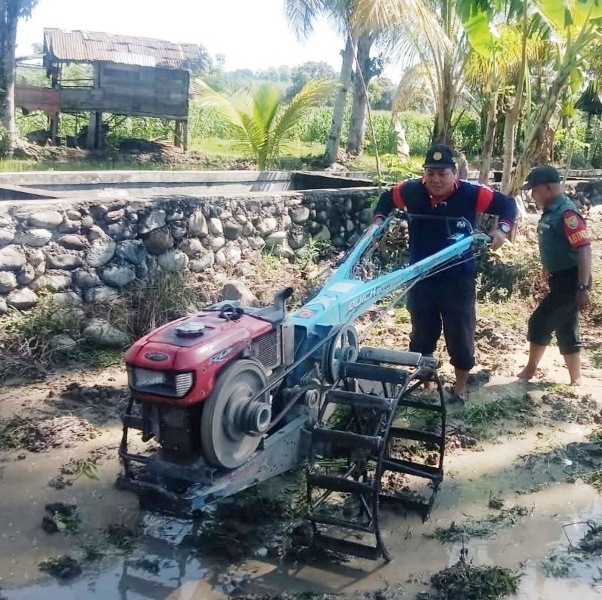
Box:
392 182 406 209
475 185 494 212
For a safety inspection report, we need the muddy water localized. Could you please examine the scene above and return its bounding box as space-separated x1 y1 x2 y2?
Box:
3 358 602 599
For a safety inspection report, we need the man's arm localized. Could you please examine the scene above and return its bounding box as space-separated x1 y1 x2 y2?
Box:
475 186 517 250
576 244 592 311
562 209 592 312
373 189 393 225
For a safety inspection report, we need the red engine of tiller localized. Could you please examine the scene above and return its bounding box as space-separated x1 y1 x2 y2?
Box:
124 291 294 470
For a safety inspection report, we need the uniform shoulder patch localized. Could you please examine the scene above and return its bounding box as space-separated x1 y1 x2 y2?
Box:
564 213 579 229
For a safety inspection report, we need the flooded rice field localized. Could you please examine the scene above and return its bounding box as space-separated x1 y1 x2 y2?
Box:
2 329 602 600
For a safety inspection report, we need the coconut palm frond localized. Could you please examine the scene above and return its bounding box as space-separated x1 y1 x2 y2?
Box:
284 0 326 39
194 79 335 170
268 78 337 164
195 81 247 130
392 62 437 114
352 0 451 56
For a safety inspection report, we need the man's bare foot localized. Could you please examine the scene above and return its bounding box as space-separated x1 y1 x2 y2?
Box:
570 378 582 387
449 388 467 404
423 381 437 394
517 368 535 382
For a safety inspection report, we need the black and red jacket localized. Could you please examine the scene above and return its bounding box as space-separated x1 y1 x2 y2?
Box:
373 178 516 278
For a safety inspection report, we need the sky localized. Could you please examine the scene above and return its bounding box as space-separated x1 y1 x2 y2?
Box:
16 0 348 74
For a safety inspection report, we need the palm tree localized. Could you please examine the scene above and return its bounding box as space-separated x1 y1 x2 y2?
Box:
285 0 354 164
195 79 336 170
355 0 461 146
1 0 39 155
285 0 447 161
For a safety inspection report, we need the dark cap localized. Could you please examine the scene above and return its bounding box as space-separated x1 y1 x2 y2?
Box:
521 165 561 190
424 144 456 169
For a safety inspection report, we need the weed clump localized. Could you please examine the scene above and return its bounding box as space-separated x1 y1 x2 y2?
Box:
0 415 98 452
427 506 531 542
39 555 82 579
462 395 532 438
104 523 137 552
42 503 81 535
428 554 521 599
195 488 300 561
579 523 602 554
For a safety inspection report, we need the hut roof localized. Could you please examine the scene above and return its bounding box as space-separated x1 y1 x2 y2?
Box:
43 28 203 71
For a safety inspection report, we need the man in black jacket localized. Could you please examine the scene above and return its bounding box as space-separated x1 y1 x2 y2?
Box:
373 144 516 401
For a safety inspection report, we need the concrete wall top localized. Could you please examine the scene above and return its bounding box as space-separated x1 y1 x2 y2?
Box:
0 170 294 186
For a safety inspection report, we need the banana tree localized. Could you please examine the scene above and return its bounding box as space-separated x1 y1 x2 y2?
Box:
512 0 602 193
195 79 336 170
464 17 545 184
462 0 602 193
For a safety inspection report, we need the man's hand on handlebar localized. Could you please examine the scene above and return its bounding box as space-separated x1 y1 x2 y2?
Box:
373 217 386 239
489 229 507 251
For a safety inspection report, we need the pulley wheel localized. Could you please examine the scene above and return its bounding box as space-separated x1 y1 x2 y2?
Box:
201 359 270 469
324 325 359 383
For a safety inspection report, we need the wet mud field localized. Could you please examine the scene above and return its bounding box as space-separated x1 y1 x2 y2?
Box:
2 310 602 600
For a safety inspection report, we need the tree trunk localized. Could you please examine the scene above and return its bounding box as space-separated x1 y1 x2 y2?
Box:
346 33 372 155
501 108 519 194
512 59 577 194
585 112 593 166
479 90 498 184
324 33 354 165
0 0 19 155
431 57 456 145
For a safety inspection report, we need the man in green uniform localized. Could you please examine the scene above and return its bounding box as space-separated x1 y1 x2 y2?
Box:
517 166 592 385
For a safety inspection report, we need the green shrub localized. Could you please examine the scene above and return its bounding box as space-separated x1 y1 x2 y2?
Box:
188 104 238 139
369 113 397 154
476 242 544 302
452 112 481 157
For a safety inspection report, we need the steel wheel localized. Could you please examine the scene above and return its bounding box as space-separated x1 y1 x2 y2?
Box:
201 359 270 469
324 325 359 383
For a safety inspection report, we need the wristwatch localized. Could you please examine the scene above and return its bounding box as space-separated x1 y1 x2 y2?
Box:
577 283 591 291
498 222 511 234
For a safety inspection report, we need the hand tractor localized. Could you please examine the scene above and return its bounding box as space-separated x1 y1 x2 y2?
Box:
120 211 489 560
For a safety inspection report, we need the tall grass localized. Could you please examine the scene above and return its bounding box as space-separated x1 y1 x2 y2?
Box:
0 296 83 379
106 271 199 340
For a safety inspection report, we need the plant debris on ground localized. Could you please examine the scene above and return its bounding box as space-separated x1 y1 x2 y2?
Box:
578 523 602 554
422 553 521 600
460 395 533 439
42 502 81 535
195 488 303 562
427 506 532 542
38 555 82 580
0 415 98 452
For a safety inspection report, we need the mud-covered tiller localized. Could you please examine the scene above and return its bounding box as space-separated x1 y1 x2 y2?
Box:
120 211 489 561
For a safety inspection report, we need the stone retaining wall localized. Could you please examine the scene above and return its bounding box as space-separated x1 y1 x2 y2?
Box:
0 188 378 316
